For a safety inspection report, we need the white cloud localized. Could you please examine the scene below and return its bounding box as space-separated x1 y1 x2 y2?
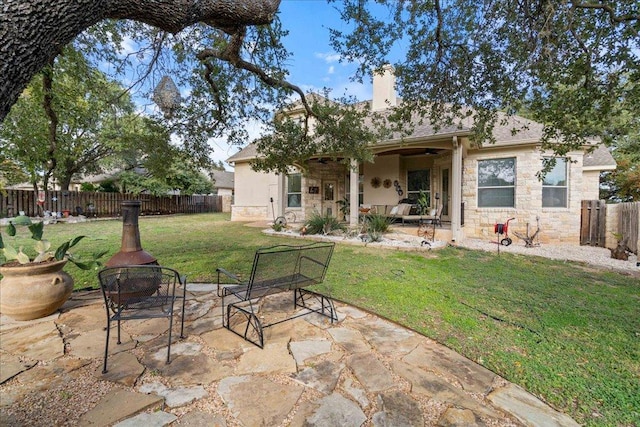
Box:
119 36 138 57
328 65 335 74
207 119 267 171
314 52 342 63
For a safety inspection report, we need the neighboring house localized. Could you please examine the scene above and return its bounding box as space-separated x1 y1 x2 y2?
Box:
228 66 616 244
210 170 234 196
4 170 120 192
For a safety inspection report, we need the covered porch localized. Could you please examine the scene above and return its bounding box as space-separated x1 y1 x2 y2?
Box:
273 135 468 243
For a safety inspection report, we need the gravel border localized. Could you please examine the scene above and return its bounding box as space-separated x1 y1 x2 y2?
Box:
456 238 639 275
265 228 639 275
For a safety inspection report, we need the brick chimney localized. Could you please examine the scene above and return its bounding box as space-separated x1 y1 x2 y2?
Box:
372 64 397 111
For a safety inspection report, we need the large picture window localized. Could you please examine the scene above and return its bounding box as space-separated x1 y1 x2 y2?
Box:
287 173 302 208
407 169 430 204
478 158 515 207
542 158 567 208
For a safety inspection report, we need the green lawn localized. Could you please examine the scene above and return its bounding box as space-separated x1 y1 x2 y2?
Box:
2 213 639 425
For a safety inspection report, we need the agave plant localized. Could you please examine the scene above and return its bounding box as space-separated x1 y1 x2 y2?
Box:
304 212 347 235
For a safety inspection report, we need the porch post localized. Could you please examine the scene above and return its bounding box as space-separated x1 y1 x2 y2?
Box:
278 173 286 219
349 159 359 227
451 136 463 241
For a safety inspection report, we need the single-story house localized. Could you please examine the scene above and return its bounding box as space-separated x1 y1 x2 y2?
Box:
228 66 616 244
210 170 234 197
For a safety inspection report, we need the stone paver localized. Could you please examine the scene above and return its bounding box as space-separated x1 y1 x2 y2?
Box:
488 384 581 427
403 344 496 394
0 321 64 360
348 352 395 392
0 352 37 384
304 393 367 427
235 342 297 374
289 338 332 364
372 390 425 427
328 326 371 353
100 351 145 386
177 411 227 426
139 382 208 408
0 288 580 427
291 359 344 393
217 375 303 426
391 359 502 419
77 389 163 426
113 410 177 427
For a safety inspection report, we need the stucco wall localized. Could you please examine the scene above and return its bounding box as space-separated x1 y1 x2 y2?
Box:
461 146 592 245
363 155 401 204
230 162 279 222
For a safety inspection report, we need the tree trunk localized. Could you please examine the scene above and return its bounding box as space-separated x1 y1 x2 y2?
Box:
0 0 280 121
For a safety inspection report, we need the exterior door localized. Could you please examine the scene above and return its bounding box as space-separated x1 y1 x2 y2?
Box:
323 181 336 217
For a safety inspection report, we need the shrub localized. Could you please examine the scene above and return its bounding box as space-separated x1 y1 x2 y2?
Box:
304 212 346 235
362 213 392 234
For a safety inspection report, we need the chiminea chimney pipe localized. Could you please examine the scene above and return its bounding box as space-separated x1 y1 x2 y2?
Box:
105 200 157 267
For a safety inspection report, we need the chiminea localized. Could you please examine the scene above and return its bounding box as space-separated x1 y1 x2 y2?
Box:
105 200 157 266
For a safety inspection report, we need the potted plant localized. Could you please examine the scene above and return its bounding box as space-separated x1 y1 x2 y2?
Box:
0 216 105 320
336 196 350 221
416 190 430 215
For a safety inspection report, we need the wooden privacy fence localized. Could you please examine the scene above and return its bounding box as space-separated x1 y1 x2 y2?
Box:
580 200 606 247
581 200 640 254
0 190 222 218
617 202 639 254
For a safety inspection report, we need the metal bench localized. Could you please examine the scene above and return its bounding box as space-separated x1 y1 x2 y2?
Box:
216 242 337 347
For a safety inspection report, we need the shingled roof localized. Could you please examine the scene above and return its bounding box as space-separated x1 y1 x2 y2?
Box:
227 96 615 170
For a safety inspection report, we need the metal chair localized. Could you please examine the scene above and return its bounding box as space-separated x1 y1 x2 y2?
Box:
98 265 186 373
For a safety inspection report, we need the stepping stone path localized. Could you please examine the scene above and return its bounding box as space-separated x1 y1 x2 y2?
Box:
0 285 580 426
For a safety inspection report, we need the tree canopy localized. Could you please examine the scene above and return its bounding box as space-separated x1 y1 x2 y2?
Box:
1 1 638 185
0 46 174 191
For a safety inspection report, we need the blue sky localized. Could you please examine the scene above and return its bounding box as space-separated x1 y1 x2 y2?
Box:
278 0 372 100
212 0 377 167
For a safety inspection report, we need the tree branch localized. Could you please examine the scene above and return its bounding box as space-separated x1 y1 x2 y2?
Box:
572 2 639 24
196 27 315 118
1 0 282 121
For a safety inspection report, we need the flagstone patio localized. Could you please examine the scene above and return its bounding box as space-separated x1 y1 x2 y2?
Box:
0 284 579 426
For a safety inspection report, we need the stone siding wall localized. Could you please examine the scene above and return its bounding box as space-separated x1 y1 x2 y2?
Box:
230 205 269 222
461 146 590 245
303 162 348 221
221 195 233 213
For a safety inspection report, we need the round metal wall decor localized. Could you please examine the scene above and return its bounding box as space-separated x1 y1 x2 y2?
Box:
383 179 392 188
370 177 381 188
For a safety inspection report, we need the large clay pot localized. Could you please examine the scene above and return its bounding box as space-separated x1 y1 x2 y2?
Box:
0 259 74 321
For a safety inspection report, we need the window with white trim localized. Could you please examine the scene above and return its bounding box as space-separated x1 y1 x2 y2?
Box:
287 173 302 208
542 158 568 208
478 158 516 208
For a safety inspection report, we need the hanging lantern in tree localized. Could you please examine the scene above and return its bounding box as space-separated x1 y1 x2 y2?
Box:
153 76 181 118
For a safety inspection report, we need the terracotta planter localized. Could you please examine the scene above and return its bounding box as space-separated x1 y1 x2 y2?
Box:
0 259 74 321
